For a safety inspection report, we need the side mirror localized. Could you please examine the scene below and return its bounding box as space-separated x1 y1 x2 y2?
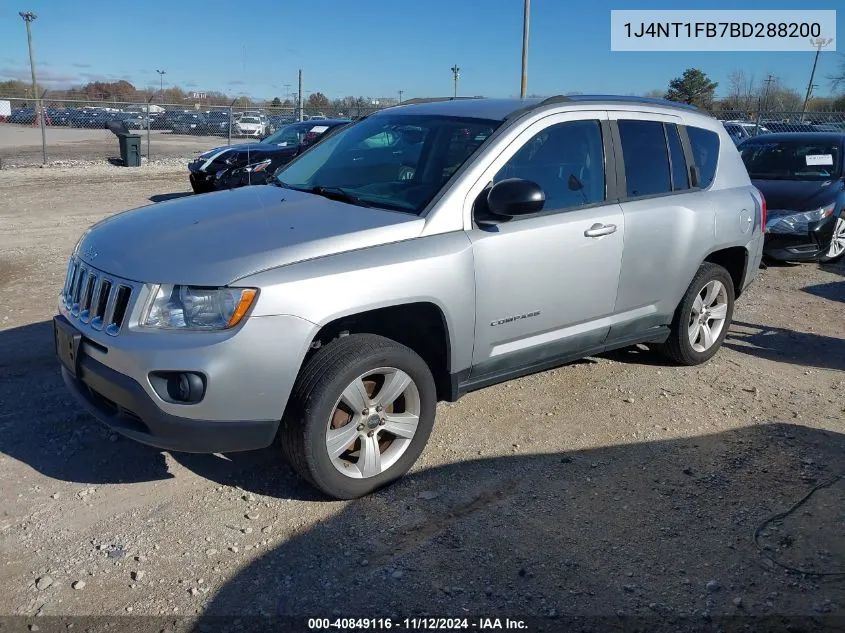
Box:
487 178 545 217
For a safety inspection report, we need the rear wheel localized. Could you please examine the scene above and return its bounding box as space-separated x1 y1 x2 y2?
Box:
657 263 735 366
280 334 436 500
820 215 845 264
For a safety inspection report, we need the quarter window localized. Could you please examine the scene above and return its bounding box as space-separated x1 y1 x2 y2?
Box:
686 126 721 189
494 120 606 212
617 120 672 198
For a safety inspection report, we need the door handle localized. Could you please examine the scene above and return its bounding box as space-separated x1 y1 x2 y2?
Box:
584 223 617 237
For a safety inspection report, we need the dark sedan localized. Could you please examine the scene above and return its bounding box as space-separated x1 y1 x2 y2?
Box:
738 132 845 262
188 119 349 193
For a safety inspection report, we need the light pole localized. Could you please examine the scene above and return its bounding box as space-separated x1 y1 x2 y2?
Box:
801 37 833 118
520 0 530 98
155 69 166 96
450 65 461 98
19 11 46 165
398 89 404 103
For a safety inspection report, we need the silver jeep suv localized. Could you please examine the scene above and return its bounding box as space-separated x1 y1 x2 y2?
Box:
55 96 765 499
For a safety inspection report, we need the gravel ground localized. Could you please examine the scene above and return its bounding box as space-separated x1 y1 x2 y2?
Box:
1 165 844 631
0 124 255 167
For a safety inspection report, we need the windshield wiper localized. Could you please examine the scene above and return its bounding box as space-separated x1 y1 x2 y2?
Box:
306 185 373 208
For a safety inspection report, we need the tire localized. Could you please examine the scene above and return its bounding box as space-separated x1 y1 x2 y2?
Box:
280 333 437 500
819 215 845 264
657 262 735 366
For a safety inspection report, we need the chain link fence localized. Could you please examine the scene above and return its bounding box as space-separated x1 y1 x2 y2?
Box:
0 97 388 167
2 97 844 168
712 110 845 143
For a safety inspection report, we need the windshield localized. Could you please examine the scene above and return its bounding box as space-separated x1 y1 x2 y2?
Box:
274 114 500 214
740 140 843 181
262 122 319 146
240 117 260 124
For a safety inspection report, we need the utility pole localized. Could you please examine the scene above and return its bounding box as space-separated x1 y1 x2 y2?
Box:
398 89 404 103
801 37 833 118
761 75 775 113
520 0 530 98
450 65 461 98
155 69 166 95
20 11 46 165
298 69 304 122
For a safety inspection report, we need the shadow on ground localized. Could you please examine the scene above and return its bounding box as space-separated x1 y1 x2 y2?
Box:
725 320 845 371
0 321 316 499
803 280 845 304
195 423 845 630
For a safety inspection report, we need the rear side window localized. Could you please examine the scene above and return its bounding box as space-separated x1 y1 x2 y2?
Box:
618 120 671 198
686 126 720 189
665 123 690 190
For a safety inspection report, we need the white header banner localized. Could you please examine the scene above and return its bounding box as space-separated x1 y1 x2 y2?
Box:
610 10 836 52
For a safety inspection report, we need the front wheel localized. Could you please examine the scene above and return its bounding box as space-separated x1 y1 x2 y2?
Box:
280 334 437 500
820 215 845 264
657 262 735 366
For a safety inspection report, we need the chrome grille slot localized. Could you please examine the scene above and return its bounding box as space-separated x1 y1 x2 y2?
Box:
70 265 86 315
106 285 132 335
90 279 112 330
79 272 97 322
60 256 135 337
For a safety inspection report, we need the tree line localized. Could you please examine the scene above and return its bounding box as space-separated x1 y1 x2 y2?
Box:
0 79 388 113
649 66 845 113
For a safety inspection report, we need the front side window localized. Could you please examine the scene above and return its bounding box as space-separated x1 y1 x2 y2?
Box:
493 120 606 211
275 114 499 214
740 140 843 181
618 119 672 198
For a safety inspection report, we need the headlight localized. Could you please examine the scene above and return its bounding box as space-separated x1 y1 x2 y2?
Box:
239 159 272 174
766 204 835 234
142 285 258 330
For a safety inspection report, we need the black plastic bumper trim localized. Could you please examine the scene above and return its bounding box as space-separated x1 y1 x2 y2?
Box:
61 353 279 453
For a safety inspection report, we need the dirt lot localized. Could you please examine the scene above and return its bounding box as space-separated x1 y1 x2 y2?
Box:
1 165 844 631
0 124 257 166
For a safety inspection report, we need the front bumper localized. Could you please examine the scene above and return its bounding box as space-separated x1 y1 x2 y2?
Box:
55 305 318 453
61 358 278 453
763 215 836 261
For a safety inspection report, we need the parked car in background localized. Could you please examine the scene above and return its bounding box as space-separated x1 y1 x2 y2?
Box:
59 96 764 499
188 119 349 193
8 107 36 124
764 122 818 134
205 111 232 135
739 132 845 262
171 113 208 135
723 122 751 145
233 116 267 138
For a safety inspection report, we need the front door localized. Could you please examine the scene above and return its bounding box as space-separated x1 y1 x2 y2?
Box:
467 112 624 377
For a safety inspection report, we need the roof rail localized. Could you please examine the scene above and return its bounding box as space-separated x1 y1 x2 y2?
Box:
504 93 709 120
504 95 572 120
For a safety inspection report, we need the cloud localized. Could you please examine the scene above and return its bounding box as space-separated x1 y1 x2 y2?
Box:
227 80 246 86
0 66 78 84
72 63 92 68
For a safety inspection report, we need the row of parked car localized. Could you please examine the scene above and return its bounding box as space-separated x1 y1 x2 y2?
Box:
5 105 332 137
722 118 845 144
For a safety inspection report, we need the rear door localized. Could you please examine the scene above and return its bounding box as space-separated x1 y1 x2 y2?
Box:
606 111 714 340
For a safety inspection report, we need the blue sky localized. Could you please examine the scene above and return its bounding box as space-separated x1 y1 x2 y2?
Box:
0 0 842 100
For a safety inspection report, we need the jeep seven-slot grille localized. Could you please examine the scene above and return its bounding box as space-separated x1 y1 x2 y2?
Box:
61 257 134 336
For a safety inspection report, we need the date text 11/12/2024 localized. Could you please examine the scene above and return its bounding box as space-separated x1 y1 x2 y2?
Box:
307 618 528 630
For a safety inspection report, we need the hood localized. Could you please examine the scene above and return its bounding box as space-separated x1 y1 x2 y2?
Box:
77 186 424 286
752 178 844 213
197 143 298 165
